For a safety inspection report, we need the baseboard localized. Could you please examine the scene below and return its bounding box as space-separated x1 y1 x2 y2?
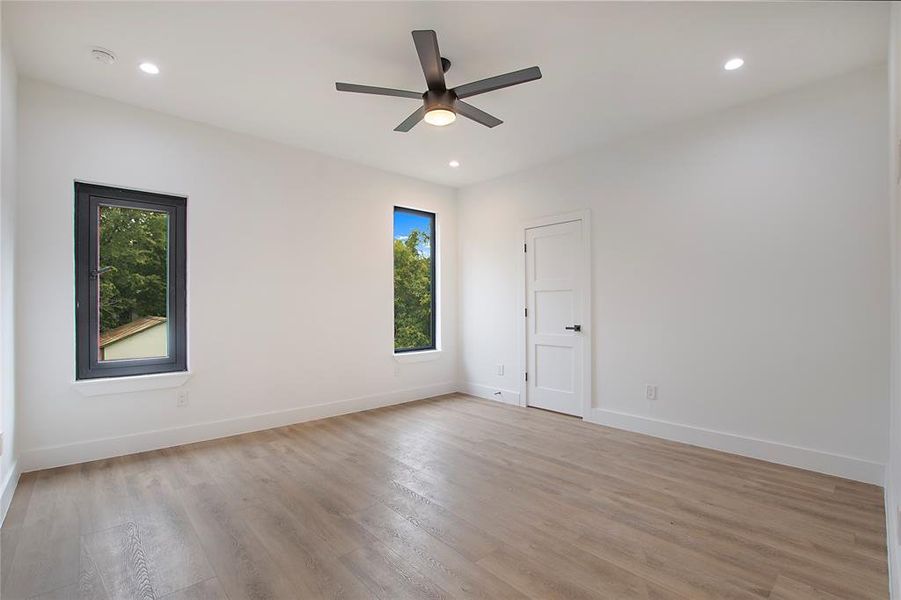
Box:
587 408 885 486
19 381 456 472
1 460 19 526
460 381 521 406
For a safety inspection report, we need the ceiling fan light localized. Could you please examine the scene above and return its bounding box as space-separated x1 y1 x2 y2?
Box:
424 108 456 127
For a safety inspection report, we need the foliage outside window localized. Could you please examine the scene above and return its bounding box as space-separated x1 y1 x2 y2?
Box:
99 206 168 334
394 207 436 352
75 183 187 379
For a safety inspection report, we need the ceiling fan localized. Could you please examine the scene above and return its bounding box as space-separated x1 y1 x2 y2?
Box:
335 30 542 132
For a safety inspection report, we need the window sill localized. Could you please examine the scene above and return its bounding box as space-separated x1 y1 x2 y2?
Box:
394 350 442 363
73 371 192 397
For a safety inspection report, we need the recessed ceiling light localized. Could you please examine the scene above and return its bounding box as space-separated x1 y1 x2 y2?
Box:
448 160 460 168
723 57 744 71
139 62 160 75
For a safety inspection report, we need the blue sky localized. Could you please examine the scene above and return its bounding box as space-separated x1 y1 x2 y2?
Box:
394 209 432 257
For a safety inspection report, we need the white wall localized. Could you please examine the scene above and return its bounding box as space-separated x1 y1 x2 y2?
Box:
458 66 890 484
16 79 457 470
0 10 19 518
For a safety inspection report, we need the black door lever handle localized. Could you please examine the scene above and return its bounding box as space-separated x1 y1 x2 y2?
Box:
565 325 582 332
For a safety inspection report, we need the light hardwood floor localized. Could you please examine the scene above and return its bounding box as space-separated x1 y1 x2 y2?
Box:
0 394 888 599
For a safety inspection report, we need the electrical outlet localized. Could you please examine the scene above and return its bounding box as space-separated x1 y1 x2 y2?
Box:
176 390 189 407
645 384 657 401
496 364 504 376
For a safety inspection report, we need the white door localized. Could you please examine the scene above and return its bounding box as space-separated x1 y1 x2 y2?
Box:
525 220 585 416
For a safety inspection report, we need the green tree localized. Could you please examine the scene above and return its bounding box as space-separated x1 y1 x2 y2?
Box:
394 229 433 349
98 206 168 332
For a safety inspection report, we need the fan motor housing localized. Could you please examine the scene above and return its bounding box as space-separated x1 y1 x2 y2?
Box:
423 89 457 112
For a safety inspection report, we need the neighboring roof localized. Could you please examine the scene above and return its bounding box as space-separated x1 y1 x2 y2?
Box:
100 316 166 348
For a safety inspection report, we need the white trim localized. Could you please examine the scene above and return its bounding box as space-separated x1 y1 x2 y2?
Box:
886 5 900 597
461 381 521 406
1 460 19 526
887 482 899 600
21 381 455 472
519 209 592 417
587 407 885 485
394 350 442 363
73 370 192 397
521 209 592 231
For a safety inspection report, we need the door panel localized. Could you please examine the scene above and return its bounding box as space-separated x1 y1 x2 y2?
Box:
526 220 584 416
535 345 575 393
533 231 575 281
534 290 573 335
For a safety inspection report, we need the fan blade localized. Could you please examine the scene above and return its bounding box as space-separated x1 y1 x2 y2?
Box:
453 66 542 99
394 106 426 132
456 101 503 128
336 83 422 99
412 30 446 90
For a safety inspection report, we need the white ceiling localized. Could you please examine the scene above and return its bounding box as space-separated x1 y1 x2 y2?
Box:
6 1 889 186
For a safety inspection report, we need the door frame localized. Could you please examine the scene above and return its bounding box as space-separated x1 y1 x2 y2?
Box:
518 209 592 418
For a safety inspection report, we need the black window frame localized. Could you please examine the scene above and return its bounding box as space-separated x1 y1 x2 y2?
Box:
75 182 187 380
393 206 437 353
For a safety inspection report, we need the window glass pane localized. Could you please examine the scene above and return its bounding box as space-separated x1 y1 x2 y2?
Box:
98 205 169 361
394 208 434 351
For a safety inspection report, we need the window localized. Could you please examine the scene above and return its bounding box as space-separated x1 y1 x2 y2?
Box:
394 207 436 352
75 183 187 379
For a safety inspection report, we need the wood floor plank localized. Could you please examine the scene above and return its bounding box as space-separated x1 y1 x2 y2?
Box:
24 541 109 600
2 394 889 600
3 473 35 529
355 500 528 600
477 544 610 600
241 500 373 599
248 454 375 557
124 469 215 598
79 458 136 533
28 583 80 600
81 522 154 599
378 479 501 561
2 519 80 599
1 521 22 588
75 539 112 600
159 578 228 600
340 541 450 600
177 481 299 600
768 574 846 600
